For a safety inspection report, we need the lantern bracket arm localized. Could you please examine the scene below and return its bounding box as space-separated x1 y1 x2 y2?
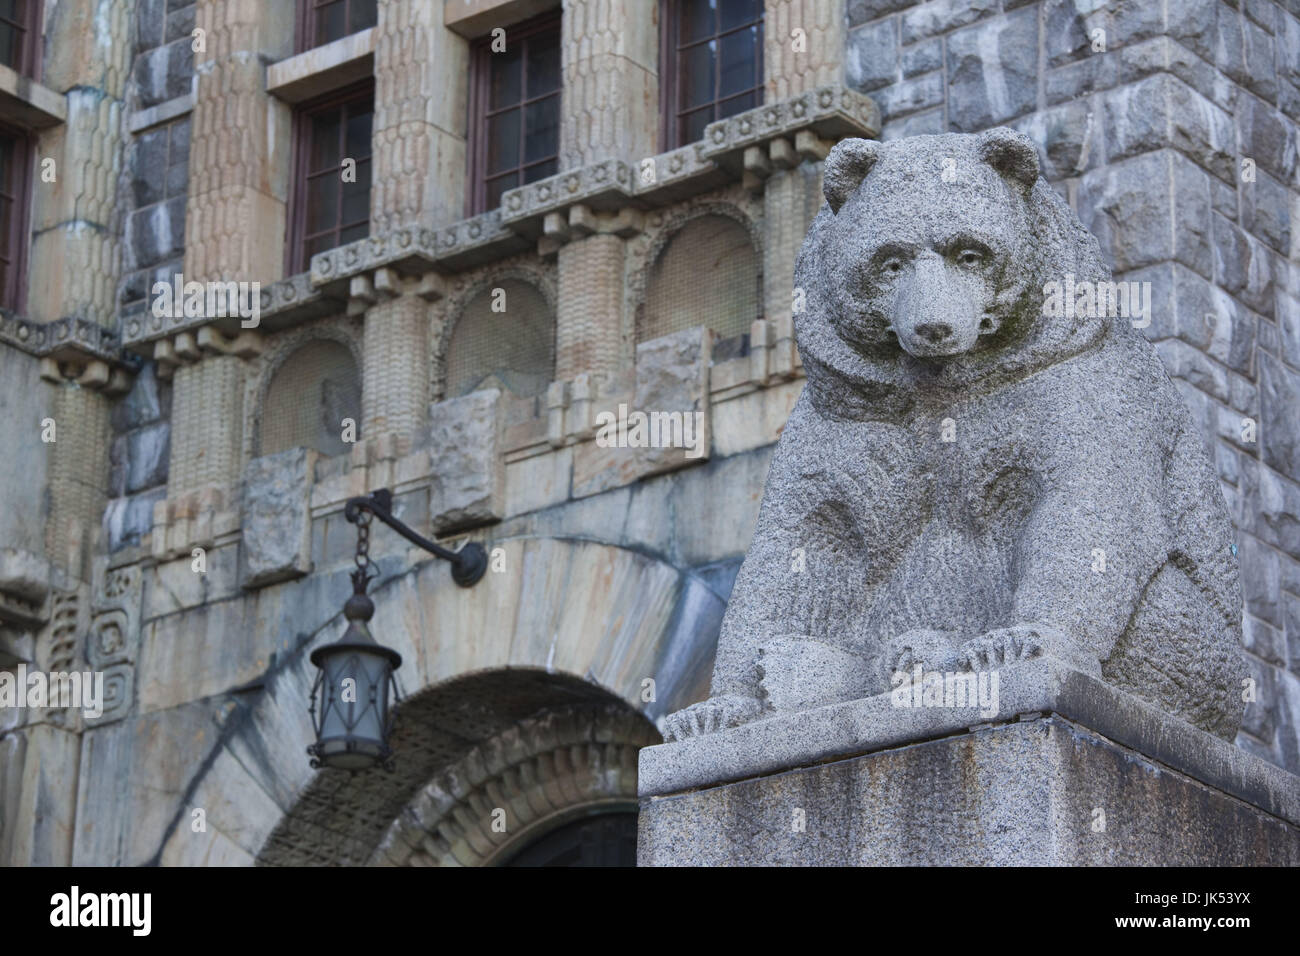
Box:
343 488 488 587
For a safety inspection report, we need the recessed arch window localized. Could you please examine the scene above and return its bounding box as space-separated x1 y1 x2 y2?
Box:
445 278 555 399
640 213 760 343
259 339 361 458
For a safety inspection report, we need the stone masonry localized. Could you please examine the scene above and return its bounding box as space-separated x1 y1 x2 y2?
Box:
0 0 1297 867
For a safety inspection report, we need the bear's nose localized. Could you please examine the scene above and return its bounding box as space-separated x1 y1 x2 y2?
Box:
913 322 953 343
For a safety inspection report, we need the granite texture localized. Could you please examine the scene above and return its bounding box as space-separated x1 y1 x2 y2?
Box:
640 711 1300 866
666 130 1246 743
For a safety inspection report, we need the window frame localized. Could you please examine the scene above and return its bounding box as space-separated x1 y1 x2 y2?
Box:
659 0 764 151
0 0 42 79
0 122 33 314
465 10 563 217
295 0 377 54
286 79 375 276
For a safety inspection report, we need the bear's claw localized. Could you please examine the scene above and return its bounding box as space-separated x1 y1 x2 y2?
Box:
662 694 764 742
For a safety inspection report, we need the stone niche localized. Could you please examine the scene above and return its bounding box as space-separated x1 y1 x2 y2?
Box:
638 659 1300 865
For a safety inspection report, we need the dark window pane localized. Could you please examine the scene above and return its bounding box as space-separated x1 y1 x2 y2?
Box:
306 174 338 235
348 0 377 33
0 138 10 188
680 41 715 111
523 95 558 165
339 221 367 245
718 27 757 99
522 158 556 184
0 1 22 21
680 106 713 145
719 0 759 32
526 32 561 96
487 109 520 174
344 109 371 161
315 1 346 45
680 0 715 43
490 46 523 110
717 89 756 121
304 232 334 262
309 112 341 171
485 173 516 211
0 22 18 71
341 161 369 226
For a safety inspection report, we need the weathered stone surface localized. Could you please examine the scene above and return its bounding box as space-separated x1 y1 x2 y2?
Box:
666 130 1246 744
241 448 316 588
131 38 194 108
572 328 714 498
633 327 713 478
640 708 1300 866
845 19 897 93
0 549 51 604
427 389 504 533
1260 351 1300 482
946 10 1039 130
0 724 81 865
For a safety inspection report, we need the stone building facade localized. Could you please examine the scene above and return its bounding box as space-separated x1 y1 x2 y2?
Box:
0 0 1297 866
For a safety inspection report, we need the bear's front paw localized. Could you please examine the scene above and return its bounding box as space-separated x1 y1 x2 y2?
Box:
956 624 1101 678
662 694 765 742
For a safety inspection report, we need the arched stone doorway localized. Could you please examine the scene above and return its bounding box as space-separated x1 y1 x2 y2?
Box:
203 536 728 868
257 670 658 866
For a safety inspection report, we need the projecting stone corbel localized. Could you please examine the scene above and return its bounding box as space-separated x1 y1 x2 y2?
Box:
197 325 263 358
347 274 377 315
413 272 446 302
795 130 833 161
769 137 798 170
37 356 133 395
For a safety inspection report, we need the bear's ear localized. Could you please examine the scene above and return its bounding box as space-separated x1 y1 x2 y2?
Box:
823 138 879 214
976 128 1039 193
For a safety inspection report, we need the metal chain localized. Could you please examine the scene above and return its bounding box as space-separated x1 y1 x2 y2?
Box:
354 509 374 579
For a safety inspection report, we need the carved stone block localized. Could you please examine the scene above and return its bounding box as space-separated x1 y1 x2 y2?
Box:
241 448 317 588
427 389 504 534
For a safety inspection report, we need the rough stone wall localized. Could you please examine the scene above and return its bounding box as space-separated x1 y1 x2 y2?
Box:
104 0 196 554
846 0 1300 773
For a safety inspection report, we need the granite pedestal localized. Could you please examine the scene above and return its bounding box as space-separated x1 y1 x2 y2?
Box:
639 659 1300 865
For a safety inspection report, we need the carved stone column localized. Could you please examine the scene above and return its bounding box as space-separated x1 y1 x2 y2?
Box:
370 0 469 232
764 0 846 102
361 291 430 456
559 0 658 169
556 231 626 380
185 0 292 283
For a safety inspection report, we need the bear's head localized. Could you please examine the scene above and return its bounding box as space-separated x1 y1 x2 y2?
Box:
795 129 1115 416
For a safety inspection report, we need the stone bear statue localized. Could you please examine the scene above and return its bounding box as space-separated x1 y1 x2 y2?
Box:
665 128 1245 742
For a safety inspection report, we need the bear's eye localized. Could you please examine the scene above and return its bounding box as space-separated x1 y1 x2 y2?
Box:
881 258 903 275
956 249 985 268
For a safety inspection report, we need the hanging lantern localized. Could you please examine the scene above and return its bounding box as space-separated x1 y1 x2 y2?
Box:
307 568 402 771
306 489 486 771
